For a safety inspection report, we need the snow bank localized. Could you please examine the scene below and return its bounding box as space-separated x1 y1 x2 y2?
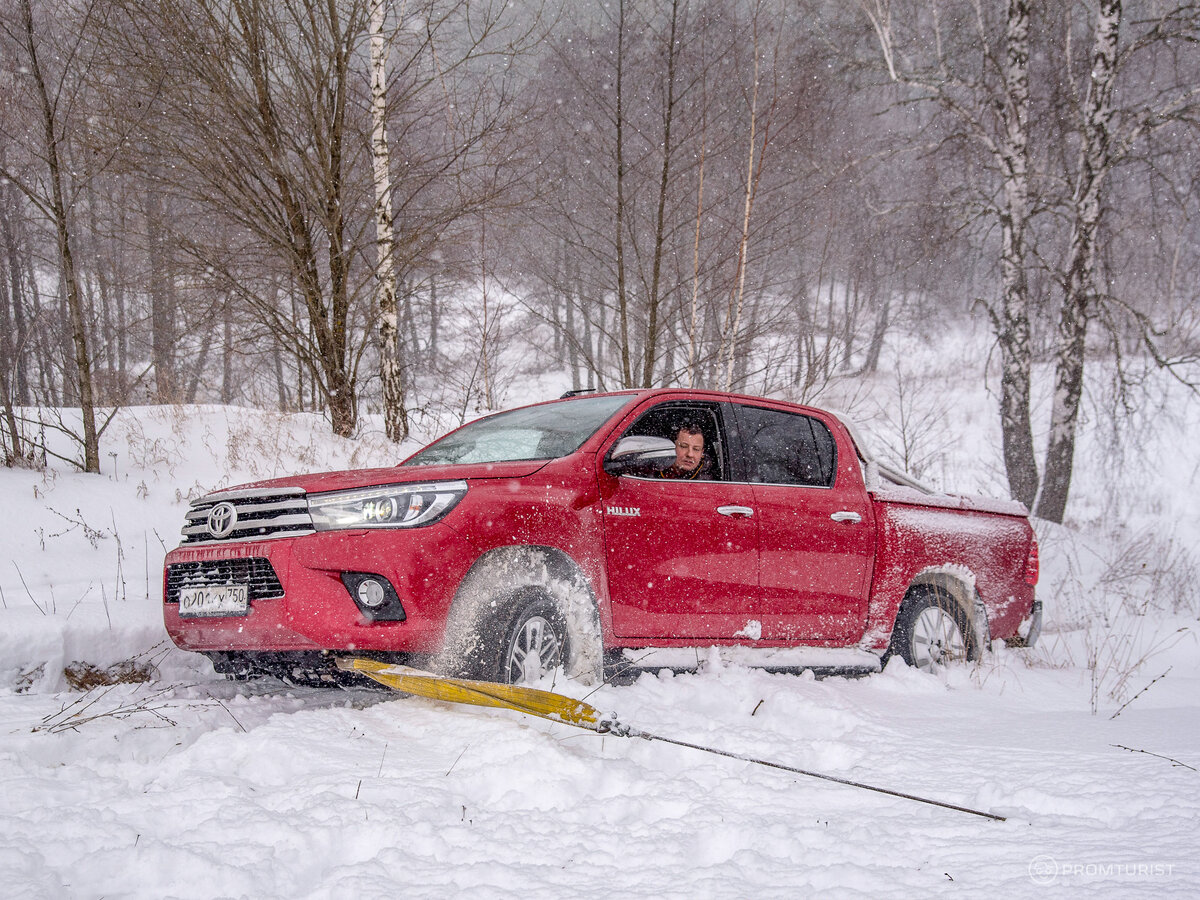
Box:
1 355 1197 897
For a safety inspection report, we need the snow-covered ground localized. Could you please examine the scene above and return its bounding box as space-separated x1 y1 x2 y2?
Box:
2 346 1198 898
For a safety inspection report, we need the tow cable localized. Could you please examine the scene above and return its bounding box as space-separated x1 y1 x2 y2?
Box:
337 657 1006 822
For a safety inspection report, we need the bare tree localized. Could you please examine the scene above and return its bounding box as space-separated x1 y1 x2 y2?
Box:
512 0 831 393
364 0 543 433
863 0 1200 520
717 0 780 391
0 150 31 463
1036 0 1200 521
99 0 374 436
0 0 103 471
864 0 1040 507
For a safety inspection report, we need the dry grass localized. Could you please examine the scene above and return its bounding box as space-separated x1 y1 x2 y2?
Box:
63 659 156 691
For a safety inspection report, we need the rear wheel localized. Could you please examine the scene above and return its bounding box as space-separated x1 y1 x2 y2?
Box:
889 589 974 672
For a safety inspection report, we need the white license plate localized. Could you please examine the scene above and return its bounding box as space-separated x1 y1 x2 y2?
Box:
178 584 249 617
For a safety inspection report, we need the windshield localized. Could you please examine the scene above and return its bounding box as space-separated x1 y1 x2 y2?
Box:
405 394 635 466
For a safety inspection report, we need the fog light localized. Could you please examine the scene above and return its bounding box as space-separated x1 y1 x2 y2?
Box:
340 572 407 622
357 579 387 608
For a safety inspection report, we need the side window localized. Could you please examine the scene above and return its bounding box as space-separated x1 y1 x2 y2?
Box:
620 403 726 481
737 405 836 487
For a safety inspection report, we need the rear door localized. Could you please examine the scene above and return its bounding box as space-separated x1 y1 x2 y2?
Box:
602 401 760 641
732 403 874 642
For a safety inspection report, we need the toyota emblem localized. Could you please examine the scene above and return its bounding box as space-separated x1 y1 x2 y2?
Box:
207 502 238 539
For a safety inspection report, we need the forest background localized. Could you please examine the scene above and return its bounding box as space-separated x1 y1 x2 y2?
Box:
2 0 1199 526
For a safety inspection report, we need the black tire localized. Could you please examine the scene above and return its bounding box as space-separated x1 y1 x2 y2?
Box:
470 591 570 685
888 588 976 672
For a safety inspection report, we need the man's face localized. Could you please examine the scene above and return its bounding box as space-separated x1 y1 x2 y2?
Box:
674 429 705 472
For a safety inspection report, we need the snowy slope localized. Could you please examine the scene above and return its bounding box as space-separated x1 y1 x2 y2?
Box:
1 358 1198 898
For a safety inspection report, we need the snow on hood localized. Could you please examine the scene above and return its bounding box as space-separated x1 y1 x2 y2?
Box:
209 459 550 496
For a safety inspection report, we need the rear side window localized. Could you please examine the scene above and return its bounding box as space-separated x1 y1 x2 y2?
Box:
736 405 836 487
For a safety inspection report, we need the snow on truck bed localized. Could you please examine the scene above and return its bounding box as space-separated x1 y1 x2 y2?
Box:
869 484 1030 518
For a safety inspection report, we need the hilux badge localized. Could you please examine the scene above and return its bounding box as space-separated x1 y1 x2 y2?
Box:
607 506 640 517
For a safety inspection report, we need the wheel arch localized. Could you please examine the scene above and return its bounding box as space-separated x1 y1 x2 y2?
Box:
893 567 990 661
433 545 603 682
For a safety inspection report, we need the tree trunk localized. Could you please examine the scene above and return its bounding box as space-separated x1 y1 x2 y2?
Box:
145 185 176 402
0 175 30 407
85 181 117 400
370 0 408 442
22 0 99 472
866 0 1040 507
272 341 290 412
641 0 681 388
564 277 580 392
184 323 212 404
429 277 439 359
0 202 22 461
996 0 1039 509
861 294 890 375
234 0 358 438
1035 0 1121 524
221 299 234 404
686 117 707 389
720 21 763 391
612 0 633 388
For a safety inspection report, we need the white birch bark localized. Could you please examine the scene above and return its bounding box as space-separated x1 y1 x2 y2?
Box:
370 0 407 442
1036 0 1122 522
719 25 761 392
866 0 1039 507
995 0 1040 509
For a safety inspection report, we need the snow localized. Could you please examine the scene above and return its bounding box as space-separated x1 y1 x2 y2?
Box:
2 354 1199 897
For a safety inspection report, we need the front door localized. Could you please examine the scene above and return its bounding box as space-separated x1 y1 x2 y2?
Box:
602 403 760 641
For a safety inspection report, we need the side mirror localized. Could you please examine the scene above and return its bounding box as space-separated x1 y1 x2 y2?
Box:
604 436 676 476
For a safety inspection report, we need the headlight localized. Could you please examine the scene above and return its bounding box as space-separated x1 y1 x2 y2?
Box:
308 481 467 531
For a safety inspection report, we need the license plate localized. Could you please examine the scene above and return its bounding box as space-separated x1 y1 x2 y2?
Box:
178 584 249 617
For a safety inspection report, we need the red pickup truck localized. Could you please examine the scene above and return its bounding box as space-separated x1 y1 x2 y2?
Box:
164 390 1041 684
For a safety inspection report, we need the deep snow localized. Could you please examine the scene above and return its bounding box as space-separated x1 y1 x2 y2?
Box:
2 348 1198 898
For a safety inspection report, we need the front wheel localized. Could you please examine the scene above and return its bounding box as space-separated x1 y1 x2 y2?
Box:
472 592 570 685
889 590 975 672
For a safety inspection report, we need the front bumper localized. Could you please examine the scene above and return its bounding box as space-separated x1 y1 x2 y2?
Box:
163 524 473 655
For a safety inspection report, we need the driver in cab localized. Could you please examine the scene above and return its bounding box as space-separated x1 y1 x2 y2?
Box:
652 421 712 481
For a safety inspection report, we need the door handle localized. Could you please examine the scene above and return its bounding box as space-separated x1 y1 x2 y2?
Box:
830 511 862 524
717 505 754 518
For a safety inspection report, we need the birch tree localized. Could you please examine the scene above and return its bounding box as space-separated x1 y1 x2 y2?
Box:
863 0 1200 519
98 0 372 436
1036 0 1200 522
864 0 1040 507
1036 0 1121 523
369 0 407 441
717 0 778 391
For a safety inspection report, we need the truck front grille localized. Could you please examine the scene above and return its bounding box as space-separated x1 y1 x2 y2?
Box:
165 557 285 603
181 487 313 544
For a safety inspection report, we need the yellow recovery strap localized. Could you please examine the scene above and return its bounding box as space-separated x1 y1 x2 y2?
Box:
336 656 1006 822
336 657 613 732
